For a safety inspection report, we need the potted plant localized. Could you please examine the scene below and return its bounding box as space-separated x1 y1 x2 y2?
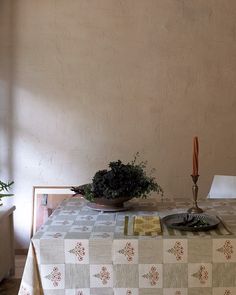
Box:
71 154 163 210
0 180 14 206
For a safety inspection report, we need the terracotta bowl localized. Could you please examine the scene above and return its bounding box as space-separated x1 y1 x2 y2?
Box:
87 196 133 211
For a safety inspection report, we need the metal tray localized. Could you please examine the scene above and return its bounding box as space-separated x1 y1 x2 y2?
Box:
162 213 220 231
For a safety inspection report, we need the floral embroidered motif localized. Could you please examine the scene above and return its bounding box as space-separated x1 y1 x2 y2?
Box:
192 265 208 284
99 221 114 226
142 266 159 286
47 232 63 238
80 226 89 231
58 220 71 225
69 242 86 261
94 266 110 285
118 242 135 262
19 286 30 295
62 210 76 214
217 240 233 260
72 226 90 232
224 289 232 295
53 233 62 238
45 267 62 287
81 215 94 220
94 233 111 238
167 241 184 261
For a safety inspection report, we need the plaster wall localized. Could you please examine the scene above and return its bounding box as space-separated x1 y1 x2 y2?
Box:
1 0 236 248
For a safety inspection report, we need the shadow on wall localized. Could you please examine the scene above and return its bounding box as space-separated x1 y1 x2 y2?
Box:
0 0 151 249
0 0 166 189
0 0 125 183
0 0 15 182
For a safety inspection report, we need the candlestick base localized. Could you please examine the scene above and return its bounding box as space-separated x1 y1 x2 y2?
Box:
187 206 203 214
187 174 204 214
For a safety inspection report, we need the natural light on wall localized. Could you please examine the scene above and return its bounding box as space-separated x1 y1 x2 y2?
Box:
12 90 75 247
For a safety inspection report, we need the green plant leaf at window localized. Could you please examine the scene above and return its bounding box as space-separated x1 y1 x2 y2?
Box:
0 180 14 198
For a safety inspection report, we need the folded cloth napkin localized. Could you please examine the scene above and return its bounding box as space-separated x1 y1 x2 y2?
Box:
124 215 162 236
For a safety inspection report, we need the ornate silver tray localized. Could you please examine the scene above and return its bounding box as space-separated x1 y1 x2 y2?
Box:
162 213 220 231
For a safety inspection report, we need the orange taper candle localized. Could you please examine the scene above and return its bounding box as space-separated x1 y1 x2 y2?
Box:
192 137 199 176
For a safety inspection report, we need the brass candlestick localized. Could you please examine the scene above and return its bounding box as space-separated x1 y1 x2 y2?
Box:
187 175 203 214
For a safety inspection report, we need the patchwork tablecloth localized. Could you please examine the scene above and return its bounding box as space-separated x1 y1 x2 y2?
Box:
19 197 236 295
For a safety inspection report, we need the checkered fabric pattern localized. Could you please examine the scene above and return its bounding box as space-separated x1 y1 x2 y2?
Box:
19 197 236 295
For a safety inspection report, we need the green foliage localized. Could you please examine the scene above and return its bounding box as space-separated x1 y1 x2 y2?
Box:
0 180 14 198
72 154 163 201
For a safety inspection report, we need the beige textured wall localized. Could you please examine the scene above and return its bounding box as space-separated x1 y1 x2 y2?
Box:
1 0 236 248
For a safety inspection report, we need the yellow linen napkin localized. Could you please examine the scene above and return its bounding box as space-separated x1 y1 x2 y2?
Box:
133 216 162 236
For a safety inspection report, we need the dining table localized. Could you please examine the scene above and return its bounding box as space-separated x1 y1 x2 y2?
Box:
19 196 236 295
